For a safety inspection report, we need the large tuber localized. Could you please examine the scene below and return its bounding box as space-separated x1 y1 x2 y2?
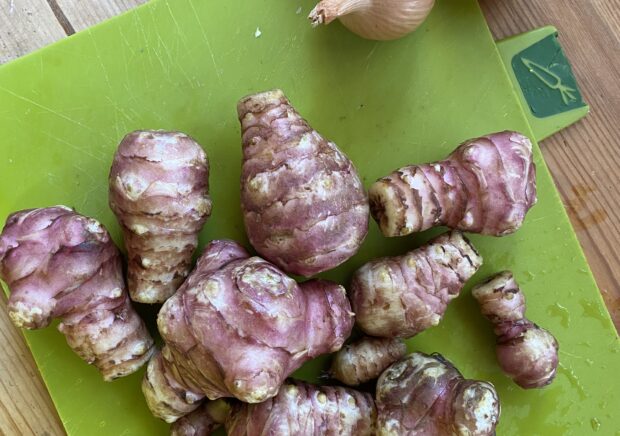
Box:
350 231 482 338
226 380 376 436
0 206 154 380
472 271 559 388
238 89 369 277
376 352 500 435
330 336 407 386
109 130 212 303
170 400 230 436
142 240 354 422
369 131 537 237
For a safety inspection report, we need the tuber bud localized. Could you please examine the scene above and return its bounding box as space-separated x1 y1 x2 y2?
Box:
238 89 369 277
225 380 376 436
369 131 537 237
0 206 154 380
109 130 212 303
142 240 354 422
170 399 231 436
330 336 407 386
350 231 482 338
376 352 500 436
472 271 559 388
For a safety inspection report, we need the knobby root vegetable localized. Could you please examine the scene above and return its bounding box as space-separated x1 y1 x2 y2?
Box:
142 240 354 422
369 131 537 237
330 337 407 386
376 352 500 436
0 206 154 380
226 380 376 436
350 231 482 338
238 89 369 277
472 271 559 388
109 130 212 303
170 400 231 436
309 0 435 41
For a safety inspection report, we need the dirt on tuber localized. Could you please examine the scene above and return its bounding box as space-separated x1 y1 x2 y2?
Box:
170 399 230 436
376 352 500 435
238 89 369 277
109 130 212 304
0 206 154 380
350 231 482 338
226 380 376 436
330 336 407 386
142 240 354 423
472 271 559 389
369 131 537 237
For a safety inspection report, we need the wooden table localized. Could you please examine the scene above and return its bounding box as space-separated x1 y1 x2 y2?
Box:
0 0 618 434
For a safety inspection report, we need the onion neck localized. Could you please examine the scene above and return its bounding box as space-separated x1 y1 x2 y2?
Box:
310 0 374 25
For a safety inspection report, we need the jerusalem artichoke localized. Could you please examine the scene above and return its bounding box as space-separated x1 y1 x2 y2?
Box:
142 240 354 422
170 400 231 436
238 89 369 277
0 206 154 380
472 271 559 388
350 231 482 338
109 130 212 303
226 380 376 436
369 131 537 237
330 337 407 386
376 352 500 436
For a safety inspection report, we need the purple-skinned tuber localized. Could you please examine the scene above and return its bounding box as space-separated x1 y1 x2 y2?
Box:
369 131 537 237
170 399 231 436
226 380 376 436
238 89 369 277
376 352 500 435
142 240 354 423
350 231 482 338
109 130 212 303
0 206 154 380
472 271 559 389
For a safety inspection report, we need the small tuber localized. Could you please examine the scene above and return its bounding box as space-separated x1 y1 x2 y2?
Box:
330 336 407 386
238 89 369 277
472 271 559 388
350 231 482 338
0 206 154 380
109 130 212 303
170 400 231 436
376 352 500 435
225 380 376 436
369 131 537 237
142 240 354 422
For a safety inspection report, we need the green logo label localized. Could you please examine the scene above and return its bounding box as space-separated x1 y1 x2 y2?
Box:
512 34 585 118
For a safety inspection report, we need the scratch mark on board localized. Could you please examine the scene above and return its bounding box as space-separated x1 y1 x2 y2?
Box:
0 86 114 141
188 1 222 82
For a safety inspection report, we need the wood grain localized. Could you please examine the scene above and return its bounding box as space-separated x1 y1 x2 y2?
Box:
0 1 618 435
0 0 65 64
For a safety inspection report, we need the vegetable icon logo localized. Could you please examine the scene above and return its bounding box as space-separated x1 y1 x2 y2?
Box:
521 57 577 105
511 34 585 118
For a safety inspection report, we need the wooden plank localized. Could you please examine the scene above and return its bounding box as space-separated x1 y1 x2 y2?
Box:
0 295 64 435
55 0 145 31
0 0 67 64
479 0 620 330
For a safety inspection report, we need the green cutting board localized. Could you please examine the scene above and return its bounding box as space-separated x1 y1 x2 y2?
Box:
0 0 618 434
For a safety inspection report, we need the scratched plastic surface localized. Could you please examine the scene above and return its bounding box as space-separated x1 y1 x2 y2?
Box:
0 0 618 435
